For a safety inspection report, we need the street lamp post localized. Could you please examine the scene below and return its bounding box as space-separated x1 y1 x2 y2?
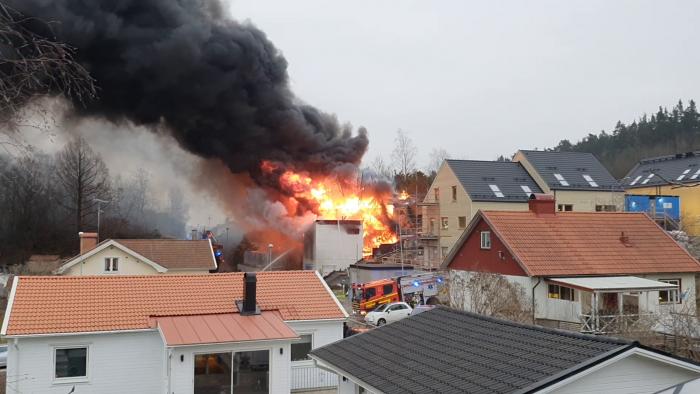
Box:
267 243 274 268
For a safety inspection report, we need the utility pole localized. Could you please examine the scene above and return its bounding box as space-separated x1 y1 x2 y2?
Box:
267 243 274 269
94 198 110 241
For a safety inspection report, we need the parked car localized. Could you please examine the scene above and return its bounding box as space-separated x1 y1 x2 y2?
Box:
364 302 412 326
0 345 7 368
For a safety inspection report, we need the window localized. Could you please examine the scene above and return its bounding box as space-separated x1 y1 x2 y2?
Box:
553 173 570 186
595 205 617 212
677 169 691 181
557 204 573 212
390 304 407 311
582 174 599 187
441 247 448 257
382 284 394 296
451 185 457 201
548 284 575 301
641 173 655 184
488 184 505 198
659 279 681 304
434 188 440 201
364 287 376 300
195 351 270 394
291 334 312 361
480 231 491 249
458 216 467 229
629 175 642 186
104 257 119 272
441 217 448 230
55 347 87 379
520 185 533 196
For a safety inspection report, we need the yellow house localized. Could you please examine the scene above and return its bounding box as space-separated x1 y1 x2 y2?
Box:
514 150 625 212
623 152 700 236
420 159 543 266
56 232 218 275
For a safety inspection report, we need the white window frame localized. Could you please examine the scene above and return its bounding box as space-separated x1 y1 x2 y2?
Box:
104 257 119 272
291 332 314 364
480 231 491 250
53 345 89 384
659 279 681 304
548 284 575 301
553 173 570 186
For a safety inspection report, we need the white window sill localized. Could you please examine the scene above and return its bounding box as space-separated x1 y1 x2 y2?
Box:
53 376 89 385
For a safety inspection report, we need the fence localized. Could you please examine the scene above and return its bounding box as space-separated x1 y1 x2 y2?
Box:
291 364 338 391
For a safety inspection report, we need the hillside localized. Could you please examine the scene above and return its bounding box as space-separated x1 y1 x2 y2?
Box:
551 100 700 178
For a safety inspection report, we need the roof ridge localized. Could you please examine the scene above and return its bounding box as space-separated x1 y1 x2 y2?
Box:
18 270 315 280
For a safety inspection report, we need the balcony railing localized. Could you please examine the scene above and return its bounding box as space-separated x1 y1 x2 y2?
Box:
580 313 656 334
291 364 338 391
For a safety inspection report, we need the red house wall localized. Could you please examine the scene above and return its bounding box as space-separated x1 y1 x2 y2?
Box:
448 218 528 276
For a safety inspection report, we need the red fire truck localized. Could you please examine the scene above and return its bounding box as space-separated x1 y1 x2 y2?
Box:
351 273 443 315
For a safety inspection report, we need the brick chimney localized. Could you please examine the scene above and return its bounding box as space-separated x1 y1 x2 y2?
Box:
528 194 555 215
79 232 98 254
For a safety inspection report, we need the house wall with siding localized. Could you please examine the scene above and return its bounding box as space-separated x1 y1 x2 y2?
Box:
6 330 165 394
287 320 343 391
423 163 529 258
62 245 210 276
548 353 700 394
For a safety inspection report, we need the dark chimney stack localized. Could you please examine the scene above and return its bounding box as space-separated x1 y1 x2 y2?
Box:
238 272 260 316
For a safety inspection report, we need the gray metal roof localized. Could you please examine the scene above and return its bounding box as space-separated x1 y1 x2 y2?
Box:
445 159 543 202
623 151 700 189
311 307 631 394
519 150 623 191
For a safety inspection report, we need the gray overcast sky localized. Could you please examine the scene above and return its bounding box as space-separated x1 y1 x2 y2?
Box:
230 0 700 168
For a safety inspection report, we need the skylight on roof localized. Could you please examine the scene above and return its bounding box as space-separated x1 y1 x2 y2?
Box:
677 169 691 181
489 184 505 198
582 174 599 187
629 175 642 186
553 173 569 186
691 169 700 180
641 173 655 184
520 185 533 196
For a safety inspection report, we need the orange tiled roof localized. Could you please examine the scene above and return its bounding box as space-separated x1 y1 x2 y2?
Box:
481 211 700 276
5 271 345 336
114 239 216 270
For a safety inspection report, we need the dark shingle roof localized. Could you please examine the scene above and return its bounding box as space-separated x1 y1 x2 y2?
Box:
311 307 631 394
519 150 622 191
445 160 543 202
624 151 700 189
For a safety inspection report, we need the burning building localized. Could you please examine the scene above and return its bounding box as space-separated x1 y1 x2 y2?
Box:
9 0 400 262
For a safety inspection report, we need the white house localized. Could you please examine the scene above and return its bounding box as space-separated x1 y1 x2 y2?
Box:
1 271 347 393
310 307 700 394
442 194 700 333
56 232 218 275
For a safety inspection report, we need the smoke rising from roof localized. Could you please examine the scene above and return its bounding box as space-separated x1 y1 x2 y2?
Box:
9 0 369 178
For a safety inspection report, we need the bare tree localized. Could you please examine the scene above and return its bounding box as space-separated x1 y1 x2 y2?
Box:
369 155 393 180
56 136 110 233
0 2 95 140
449 271 533 324
391 129 417 177
427 147 450 175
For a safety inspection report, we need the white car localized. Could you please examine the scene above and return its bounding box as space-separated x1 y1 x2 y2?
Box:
364 302 412 326
0 345 7 368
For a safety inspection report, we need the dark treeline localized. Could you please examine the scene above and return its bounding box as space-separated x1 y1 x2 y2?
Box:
552 100 700 178
0 137 188 265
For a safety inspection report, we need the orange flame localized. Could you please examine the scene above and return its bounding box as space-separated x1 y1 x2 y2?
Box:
398 190 409 200
262 161 397 255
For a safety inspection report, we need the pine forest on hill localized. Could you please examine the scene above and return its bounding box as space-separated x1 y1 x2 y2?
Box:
551 100 700 178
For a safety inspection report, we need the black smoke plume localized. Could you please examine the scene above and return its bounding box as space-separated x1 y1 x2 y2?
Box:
8 0 369 178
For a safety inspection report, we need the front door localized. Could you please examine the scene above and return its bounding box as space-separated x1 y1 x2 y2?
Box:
194 350 270 394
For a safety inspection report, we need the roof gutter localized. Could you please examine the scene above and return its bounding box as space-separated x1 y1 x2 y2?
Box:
309 353 384 394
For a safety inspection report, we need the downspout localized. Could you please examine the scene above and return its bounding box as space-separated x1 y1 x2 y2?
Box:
166 348 172 394
13 338 19 394
532 278 541 324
